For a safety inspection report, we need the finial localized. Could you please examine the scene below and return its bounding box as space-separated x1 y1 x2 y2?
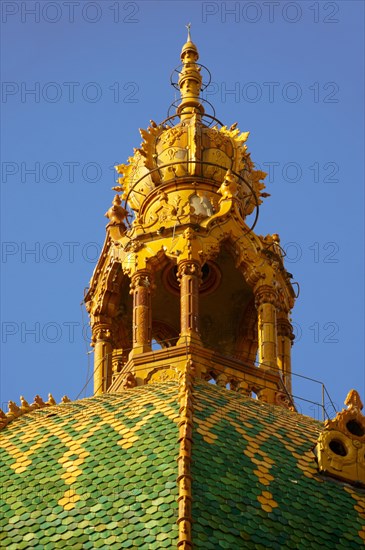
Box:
20 396 31 412
47 393 57 406
8 400 20 415
105 194 129 229
178 25 204 119
345 389 363 411
185 22 192 42
33 395 46 407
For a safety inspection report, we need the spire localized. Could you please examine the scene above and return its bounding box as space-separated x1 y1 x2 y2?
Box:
177 24 204 119
186 22 192 42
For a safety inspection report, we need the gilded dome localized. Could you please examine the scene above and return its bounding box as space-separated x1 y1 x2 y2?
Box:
115 117 266 222
114 36 267 226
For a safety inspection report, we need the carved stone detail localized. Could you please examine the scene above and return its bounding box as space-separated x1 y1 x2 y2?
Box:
277 317 294 339
177 260 201 280
324 389 364 435
314 389 365 486
254 285 279 308
217 169 238 200
120 372 137 390
93 326 112 343
130 272 154 291
146 367 179 384
105 194 129 230
274 391 294 410
345 389 363 412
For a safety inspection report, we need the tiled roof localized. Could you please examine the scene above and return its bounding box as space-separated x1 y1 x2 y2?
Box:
0 383 180 549
0 380 364 548
192 381 365 548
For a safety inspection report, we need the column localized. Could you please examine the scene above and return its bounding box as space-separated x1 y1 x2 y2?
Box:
177 260 201 345
255 285 278 370
277 313 294 394
93 325 113 395
130 270 153 355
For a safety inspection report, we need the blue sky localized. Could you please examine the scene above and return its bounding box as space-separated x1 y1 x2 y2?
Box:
1 1 364 418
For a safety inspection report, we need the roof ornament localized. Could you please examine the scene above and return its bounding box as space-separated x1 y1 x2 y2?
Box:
345 389 363 412
185 22 192 42
177 25 204 119
314 389 365 486
0 394 72 431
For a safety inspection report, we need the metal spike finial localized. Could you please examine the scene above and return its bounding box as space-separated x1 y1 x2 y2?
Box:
185 22 192 42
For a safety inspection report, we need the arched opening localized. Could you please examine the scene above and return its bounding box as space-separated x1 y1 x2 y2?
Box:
151 338 162 351
151 261 180 347
110 274 133 379
199 246 254 360
152 320 179 349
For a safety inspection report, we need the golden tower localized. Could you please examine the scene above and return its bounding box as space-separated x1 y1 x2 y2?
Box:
85 32 296 408
1 32 364 550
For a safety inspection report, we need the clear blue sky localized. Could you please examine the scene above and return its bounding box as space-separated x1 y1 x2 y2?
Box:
1 1 364 418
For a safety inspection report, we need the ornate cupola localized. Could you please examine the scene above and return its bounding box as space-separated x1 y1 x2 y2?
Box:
85 30 296 407
3 30 365 550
